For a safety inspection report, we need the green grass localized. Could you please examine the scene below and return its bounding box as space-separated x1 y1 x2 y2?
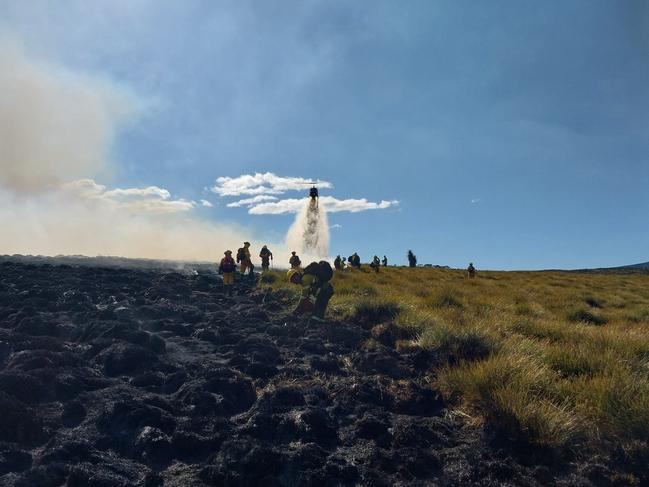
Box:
261 265 649 454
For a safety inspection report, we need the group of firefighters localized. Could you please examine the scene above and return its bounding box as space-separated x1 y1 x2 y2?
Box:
218 242 478 319
217 243 335 321
332 253 388 272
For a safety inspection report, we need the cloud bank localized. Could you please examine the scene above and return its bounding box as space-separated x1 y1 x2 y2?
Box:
249 196 400 215
63 179 197 214
213 172 399 215
210 173 332 197
226 195 279 208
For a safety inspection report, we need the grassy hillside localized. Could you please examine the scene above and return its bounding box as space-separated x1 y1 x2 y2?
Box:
261 265 649 459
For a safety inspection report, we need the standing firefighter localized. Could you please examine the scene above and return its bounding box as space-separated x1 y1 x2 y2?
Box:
349 253 361 269
334 255 343 270
292 261 335 322
237 242 255 277
259 245 273 271
407 250 417 268
370 255 381 272
382 255 388 267
289 251 302 269
218 250 237 295
467 262 477 279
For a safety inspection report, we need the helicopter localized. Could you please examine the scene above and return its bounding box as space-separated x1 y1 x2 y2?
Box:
307 182 319 207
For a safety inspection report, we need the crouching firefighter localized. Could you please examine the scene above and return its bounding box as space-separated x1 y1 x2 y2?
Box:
370 255 381 272
292 261 334 322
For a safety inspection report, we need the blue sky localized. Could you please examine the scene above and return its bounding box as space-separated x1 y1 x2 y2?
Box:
1 0 648 269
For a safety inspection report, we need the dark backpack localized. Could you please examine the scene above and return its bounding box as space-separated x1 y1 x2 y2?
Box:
221 257 235 273
236 248 245 263
317 261 333 282
303 261 332 283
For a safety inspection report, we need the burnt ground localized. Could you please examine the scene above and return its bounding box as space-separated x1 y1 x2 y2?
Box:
0 259 628 486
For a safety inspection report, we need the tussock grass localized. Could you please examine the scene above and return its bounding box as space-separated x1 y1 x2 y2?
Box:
416 325 493 363
259 272 278 284
567 308 608 325
585 297 603 308
426 286 464 309
261 265 649 453
352 300 401 323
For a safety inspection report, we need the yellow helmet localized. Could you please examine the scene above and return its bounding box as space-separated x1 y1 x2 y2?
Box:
287 268 303 284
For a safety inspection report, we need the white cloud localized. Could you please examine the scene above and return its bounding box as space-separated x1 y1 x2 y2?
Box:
61 178 106 199
471 198 482 204
200 199 213 207
63 179 196 214
331 223 343 229
226 194 278 208
213 172 398 216
248 196 399 215
321 197 399 213
249 198 304 214
210 172 332 197
104 186 172 200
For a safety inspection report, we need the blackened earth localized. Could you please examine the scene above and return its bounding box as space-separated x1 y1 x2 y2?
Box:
0 259 628 486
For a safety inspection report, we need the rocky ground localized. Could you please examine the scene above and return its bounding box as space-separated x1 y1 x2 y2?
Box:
0 259 620 486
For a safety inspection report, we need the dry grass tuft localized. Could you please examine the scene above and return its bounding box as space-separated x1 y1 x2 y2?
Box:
567 308 608 325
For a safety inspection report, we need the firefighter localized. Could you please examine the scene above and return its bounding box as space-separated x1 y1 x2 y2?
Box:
289 251 302 269
218 250 237 295
237 242 254 277
292 261 334 322
259 245 273 271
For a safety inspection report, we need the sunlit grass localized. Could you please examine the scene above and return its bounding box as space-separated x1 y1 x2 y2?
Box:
261 265 649 452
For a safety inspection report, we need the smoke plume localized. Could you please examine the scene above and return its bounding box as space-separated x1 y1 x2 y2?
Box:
0 43 138 192
0 42 286 264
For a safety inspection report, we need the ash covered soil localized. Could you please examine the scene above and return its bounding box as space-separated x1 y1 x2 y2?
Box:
0 260 609 486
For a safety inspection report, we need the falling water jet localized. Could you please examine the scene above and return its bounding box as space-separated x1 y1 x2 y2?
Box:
286 198 329 259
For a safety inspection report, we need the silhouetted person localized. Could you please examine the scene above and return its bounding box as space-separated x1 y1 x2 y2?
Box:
289 251 301 269
382 255 388 267
350 253 361 269
259 245 273 271
407 250 417 268
467 262 476 279
334 255 342 270
370 255 381 272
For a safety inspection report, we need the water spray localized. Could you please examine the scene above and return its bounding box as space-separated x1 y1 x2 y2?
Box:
286 184 330 259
